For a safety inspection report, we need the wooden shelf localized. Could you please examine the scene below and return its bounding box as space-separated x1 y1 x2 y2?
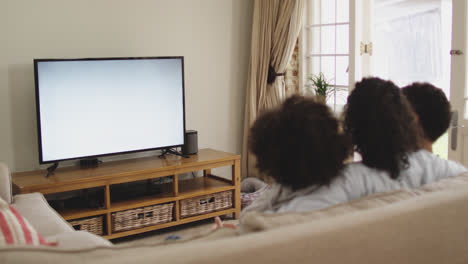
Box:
178 176 235 199
61 208 108 221
109 176 233 212
105 208 236 240
13 149 239 194
177 208 237 225
11 148 241 239
110 193 176 213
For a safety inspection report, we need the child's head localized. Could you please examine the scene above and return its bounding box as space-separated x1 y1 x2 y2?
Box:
343 77 423 179
249 95 351 190
402 82 451 144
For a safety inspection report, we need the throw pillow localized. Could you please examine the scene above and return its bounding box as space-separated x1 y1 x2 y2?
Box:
0 197 56 246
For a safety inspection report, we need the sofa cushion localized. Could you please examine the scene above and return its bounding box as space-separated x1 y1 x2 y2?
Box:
12 193 73 237
1 182 468 264
240 172 468 233
0 197 55 246
2 186 468 264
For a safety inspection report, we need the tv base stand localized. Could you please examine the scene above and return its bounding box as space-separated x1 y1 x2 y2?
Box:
45 162 59 178
158 148 189 158
12 149 241 240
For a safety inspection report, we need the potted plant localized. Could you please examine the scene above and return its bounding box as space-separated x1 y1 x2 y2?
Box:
306 72 339 103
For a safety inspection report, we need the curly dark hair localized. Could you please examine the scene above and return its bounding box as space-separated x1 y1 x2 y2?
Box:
248 95 351 190
402 82 451 142
343 77 423 179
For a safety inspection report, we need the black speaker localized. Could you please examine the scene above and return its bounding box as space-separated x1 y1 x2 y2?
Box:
182 130 198 155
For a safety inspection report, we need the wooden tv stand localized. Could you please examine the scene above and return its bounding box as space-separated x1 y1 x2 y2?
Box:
12 148 241 240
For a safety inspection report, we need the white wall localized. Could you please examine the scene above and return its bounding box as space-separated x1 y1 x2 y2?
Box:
0 0 253 172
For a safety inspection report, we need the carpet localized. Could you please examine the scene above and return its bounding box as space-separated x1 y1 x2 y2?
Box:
112 217 238 246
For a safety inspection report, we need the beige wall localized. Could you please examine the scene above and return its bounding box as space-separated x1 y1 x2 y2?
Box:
0 0 253 172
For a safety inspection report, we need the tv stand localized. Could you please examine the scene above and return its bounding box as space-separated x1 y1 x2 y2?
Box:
11 149 241 240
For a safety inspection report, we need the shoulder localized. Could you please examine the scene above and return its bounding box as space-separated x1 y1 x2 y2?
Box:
341 162 378 179
409 149 464 169
340 161 405 194
332 162 379 197
407 149 436 162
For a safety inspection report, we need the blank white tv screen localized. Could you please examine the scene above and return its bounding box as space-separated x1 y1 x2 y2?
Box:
35 57 185 163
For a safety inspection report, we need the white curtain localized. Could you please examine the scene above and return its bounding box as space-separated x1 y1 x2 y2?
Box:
374 9 443 87
241 0 305 180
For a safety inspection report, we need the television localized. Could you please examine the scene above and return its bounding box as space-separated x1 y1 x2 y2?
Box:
34 56 186 164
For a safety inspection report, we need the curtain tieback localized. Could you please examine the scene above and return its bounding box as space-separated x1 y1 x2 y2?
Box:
267 65 285 84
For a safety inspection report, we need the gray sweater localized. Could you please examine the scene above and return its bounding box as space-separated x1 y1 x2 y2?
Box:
243 150 467 213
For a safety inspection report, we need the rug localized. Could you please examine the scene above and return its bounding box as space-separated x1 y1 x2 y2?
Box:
112 217 238 246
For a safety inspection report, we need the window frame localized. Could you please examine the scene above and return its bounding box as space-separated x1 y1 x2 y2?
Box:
300 0 351 112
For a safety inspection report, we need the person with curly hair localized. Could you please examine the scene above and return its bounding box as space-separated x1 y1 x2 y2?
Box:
342 77 466 190
243 79 466 214
402 82 451 152
243 95 352 213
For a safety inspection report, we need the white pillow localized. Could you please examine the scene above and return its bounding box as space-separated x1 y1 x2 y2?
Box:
0 197 56 246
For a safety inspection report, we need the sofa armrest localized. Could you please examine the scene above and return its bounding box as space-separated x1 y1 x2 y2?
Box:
0 161 13 203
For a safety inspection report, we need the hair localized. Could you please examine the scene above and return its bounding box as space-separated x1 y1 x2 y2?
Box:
343 77 423 179
248 95 351 190
402 82 451 142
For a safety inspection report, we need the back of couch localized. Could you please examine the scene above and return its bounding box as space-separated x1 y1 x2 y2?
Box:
2 174 468 264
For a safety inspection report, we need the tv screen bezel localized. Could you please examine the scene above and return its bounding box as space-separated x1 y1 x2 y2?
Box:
34 56 186 164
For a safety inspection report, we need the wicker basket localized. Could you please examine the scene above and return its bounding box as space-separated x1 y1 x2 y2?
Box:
180 191 233 218
112 203 174 233
240 177 269 209
69 216 104 236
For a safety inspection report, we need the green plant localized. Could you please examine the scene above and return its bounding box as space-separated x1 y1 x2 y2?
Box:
307 72 332 98
306 73 347 100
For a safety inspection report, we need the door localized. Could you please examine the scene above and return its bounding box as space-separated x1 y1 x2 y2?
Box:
448 0 467 163
352 0 467 163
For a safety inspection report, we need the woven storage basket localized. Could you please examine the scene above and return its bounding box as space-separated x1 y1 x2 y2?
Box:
112 203 174 233
180 191 233 218
69 216 104 236
240 177 269 209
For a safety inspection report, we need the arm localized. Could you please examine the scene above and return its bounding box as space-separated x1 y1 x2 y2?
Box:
424 151 468 182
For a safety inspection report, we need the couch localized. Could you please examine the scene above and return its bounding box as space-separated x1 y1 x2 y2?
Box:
1 161 468 264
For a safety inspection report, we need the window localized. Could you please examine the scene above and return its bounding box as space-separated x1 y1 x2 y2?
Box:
303 0 350 112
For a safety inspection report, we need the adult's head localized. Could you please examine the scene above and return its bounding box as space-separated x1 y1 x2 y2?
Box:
249 95 351 190
402 82 451 147
343 77 423 179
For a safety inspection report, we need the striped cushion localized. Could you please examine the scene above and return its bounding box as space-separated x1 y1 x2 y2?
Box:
0 198 56 246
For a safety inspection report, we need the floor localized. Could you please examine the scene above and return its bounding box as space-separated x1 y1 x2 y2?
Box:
112 215 237 246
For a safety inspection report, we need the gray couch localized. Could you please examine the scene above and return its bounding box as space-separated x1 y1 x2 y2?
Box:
0 162 111 249
2 161 468 264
